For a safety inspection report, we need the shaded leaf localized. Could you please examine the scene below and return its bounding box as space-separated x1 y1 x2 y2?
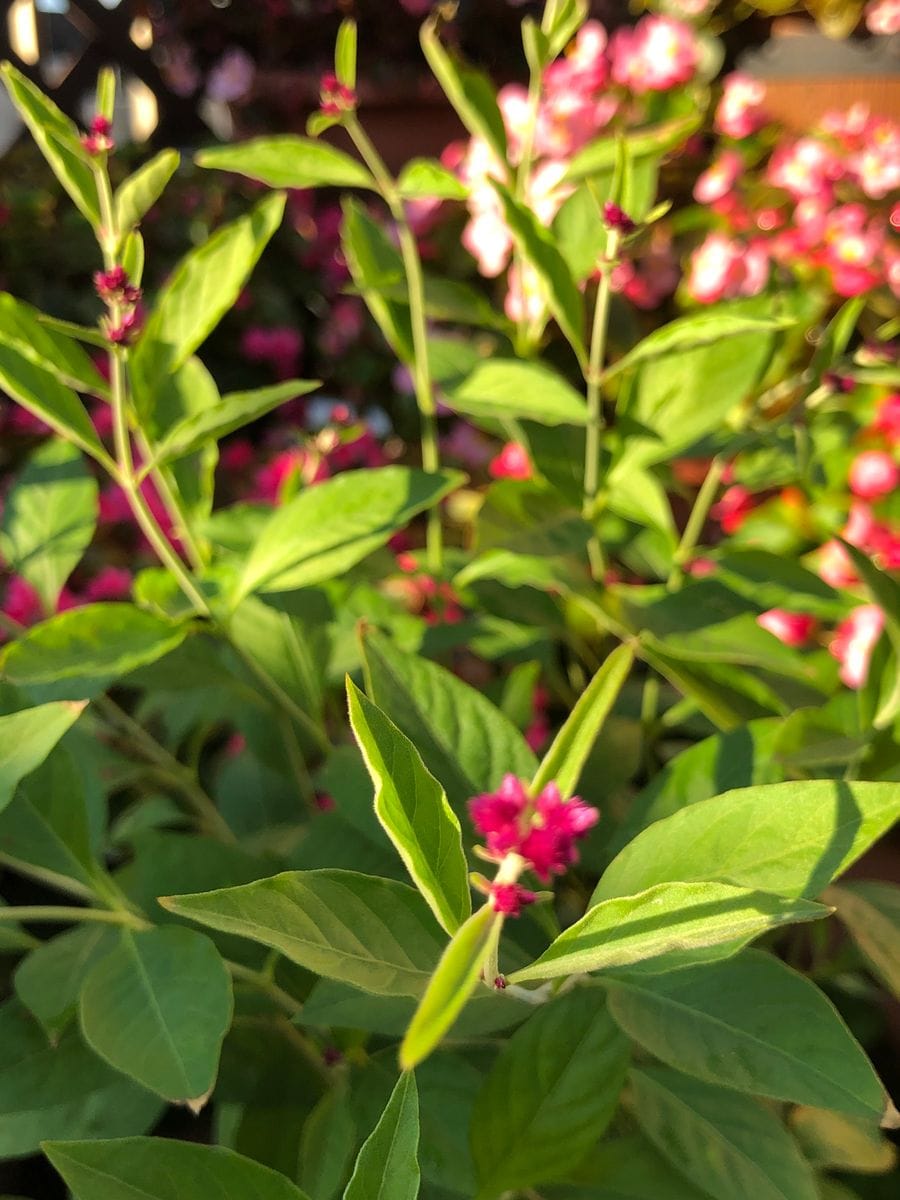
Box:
344 1072 420 1200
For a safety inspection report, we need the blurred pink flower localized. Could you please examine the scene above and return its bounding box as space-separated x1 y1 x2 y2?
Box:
206 48 256 103
849 450 899 499
715 73 767 139
694 150 744 204
610 16 699 94
830 604 885 688
757 608 817 647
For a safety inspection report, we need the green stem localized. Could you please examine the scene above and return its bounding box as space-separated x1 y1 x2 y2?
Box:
0 905 149 929
346 114 444 574
94 695 237 843
667 455 726 590
133 428 208 573
226 959 303 1018
582 231 619 580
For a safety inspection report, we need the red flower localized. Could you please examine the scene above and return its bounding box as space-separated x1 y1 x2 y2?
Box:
320 73 356 117
82 115 114 154
469 774 529 856
488 883 537 917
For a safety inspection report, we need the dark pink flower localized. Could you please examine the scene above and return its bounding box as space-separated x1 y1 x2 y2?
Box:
81 115 114 154
830 605 885 688
84 566 132 602
849 450 899 499
711 484 755 533
469 774 529 856
489 442 532 481
488 882 537 916
320 72 356 117
603 202 636 235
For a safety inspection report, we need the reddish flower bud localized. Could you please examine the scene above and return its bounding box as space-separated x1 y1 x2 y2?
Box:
488 882 537 917
603 202 636 234
106 307 142 344
94 266 142 306
82 115 114 154
320 73 356 117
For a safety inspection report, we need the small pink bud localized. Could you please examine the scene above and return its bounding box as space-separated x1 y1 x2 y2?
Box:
849 450 899 500
603 202 636 234
757 608 817 647
320 73 356 116
493 974 508 990
81 114 114 154
489 442 532 481
488 883 537 917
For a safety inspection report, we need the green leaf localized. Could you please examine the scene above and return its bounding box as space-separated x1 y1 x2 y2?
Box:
491 181 586 365
419 22 508 167
341 198 413 361
0 700 87 815
445 358 588 426
0 293 109 396
160 869 446 997
347 680 470 934
471 989 629 1198
121 229 144 285
344 1072 420 1200
335 18 358 88
114 148 179 237
605 949 887 1117
14 925 117 1041
807 295 866 391
95 67 115 122
237 466 463 600
399 905 501 1071
131 192 286 389
150 379 320 466
44 1137 312 1200
1 440 98 612
1 604 188 702
827 882 900 1001
592 780 900 904
0 330 108 463
0 63 100 226
396 158 468 201
789 1106 897 1174
531 643 632 798
553 182 610 282
606 311 795 380
542 0 589 56
631 1066 818 1200
300 1087 356 1200
361 628 537 809
565 113 702 182
508 882 827 984
79 927 232 1107
197 136 373 189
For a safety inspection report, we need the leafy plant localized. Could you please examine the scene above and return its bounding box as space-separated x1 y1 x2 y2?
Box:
0 3 899 1198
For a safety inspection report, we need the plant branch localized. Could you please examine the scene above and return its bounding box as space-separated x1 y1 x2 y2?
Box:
667 455 726 590
0 904 150 929
582 230 620 579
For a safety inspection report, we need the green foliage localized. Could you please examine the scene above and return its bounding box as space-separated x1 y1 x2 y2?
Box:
343 1072 420 1200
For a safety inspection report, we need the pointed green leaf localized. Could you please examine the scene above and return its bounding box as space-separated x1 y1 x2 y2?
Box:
197 136 373 189
397 158 468 201
605 312 795 381
1 440 98 612
0 700 86 815
344 1072 420 1200
150 379 320 466
532 643 632 798
0 293 108 396
78 927 232 1106
593 781 900 905
362 628 537 810
0 63 100 226
605 949 887 1117
789 1106 897 1174
827 882 900 1001
400 904 501 1071
564 113 703 182
419 23 508 167
631 1066 818 1200
14 925 117 1041
0 331 108 463
114 149 180 237
542 0 589 57
335 19 358 88
347 679 470 934
341 198 413 361
131 192 286 391
300 1087 356 1200
238 466 463 600
491 181 586 364
160 870 446 997
472 989 629 1198
1 604 188 702
445 358 588 426
508 882 828 984
44 1137 312 1200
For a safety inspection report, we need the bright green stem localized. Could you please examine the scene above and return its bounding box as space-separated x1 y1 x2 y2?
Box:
0 905 149 929
582 231 619 579
346 114 444 574
667 455 726 590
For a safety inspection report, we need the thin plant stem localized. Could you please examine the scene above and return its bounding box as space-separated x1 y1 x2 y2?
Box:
582 229 620 579
94 695 237 843
346 113 444 573
133 427 208 573
225 959 303 1018
0 905 150 929
667 455 726 590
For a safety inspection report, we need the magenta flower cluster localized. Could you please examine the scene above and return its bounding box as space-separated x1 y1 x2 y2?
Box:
469 774 599 884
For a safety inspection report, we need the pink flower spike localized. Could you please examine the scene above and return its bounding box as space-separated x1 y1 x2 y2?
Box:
757 609 816 647
469 774 529 856
488 882 537 917
81 114 114 154
320 72 356 117
603 202 636 235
